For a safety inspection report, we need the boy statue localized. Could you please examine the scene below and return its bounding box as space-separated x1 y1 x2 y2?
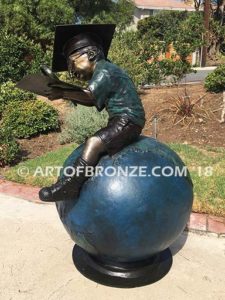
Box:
38 24 145 202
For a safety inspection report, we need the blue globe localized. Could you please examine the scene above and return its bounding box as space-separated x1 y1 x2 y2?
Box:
56 136 193 263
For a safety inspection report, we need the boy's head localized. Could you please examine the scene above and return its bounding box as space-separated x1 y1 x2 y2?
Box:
63 33 105 81
52 24 116 74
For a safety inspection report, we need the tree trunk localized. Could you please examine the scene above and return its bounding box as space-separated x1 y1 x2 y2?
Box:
220 91 225 123
202 0 211 67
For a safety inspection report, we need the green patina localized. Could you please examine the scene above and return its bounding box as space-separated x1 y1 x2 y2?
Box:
88 59 145 128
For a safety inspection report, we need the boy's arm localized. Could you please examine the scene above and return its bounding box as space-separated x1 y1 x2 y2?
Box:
63 89 94 107
47 86 95 107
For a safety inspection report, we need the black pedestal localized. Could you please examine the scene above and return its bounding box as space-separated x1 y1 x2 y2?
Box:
72 245 172 288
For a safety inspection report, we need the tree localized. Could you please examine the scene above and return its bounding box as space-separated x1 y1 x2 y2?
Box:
184 0 202 11
184 1 225 23
0 0 75 50
212 0 225 24
208 19 225 58
70 0 134 31
194 0 202 10
182 1 225 62
0 0 135 50
68 0 114 22
137 11 204 83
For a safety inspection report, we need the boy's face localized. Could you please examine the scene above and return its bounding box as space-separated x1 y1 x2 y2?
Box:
68 50 95 81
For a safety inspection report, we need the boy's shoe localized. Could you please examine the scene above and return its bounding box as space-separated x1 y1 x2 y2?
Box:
39 177 79 202
39 157 89 202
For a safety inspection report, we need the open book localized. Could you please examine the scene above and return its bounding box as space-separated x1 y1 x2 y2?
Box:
16 65 82 97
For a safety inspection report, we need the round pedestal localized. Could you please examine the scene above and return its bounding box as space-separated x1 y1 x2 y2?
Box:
72 245 173 288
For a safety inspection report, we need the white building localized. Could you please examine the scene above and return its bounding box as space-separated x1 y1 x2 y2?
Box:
133 0 196 25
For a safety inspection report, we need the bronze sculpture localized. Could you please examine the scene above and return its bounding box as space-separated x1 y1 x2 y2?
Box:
16 24 194 287
37 24 146 202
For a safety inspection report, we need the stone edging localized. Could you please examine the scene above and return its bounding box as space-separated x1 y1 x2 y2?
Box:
0 179 225 236
0 179 49 205
185 213 225 238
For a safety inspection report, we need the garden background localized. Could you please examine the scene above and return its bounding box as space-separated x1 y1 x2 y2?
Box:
0 0 225 217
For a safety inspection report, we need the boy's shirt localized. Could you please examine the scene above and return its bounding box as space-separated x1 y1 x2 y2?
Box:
88 59 145 128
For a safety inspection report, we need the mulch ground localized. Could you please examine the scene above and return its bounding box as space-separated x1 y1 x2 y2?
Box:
141 83 225 148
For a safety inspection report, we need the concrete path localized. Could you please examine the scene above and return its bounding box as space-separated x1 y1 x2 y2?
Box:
0 193 224 300
180 67 216 84
143 66 217 88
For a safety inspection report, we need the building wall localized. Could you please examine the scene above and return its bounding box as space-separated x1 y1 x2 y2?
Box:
133 7 154 24
134 6 195 25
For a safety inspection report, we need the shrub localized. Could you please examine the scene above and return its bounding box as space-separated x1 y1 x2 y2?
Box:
0 127 20 167
109 31 149 87
1 100 59 138
59 105 108 144
138 11 204 60
137 11 204 84
0 81 36 117
204 64 225 93
146 59 193 84
0 30 51 84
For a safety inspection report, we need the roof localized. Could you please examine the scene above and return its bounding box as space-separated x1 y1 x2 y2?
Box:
134 0 196 11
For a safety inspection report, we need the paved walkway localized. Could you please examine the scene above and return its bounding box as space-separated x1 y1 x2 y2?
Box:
0 193 225 300
180 66 217 84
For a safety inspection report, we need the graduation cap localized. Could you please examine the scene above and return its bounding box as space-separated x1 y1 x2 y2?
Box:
52 24 116 72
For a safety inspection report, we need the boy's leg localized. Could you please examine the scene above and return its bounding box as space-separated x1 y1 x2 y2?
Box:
39 136 106 202
94 116 142 156
39 116 142 202
82 136 106 165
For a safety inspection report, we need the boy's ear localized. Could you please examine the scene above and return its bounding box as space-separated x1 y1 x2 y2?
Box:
88 50 97 61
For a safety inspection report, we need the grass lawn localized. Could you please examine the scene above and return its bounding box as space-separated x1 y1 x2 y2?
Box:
170 144 225 217
2 142 225 217
4 143 78 187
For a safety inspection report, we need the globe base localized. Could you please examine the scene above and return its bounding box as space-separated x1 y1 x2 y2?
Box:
72 245 173 288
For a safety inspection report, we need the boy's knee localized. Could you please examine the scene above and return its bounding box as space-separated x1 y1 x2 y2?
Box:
85 136 105 154
86 136 102 148
82 136 105 164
